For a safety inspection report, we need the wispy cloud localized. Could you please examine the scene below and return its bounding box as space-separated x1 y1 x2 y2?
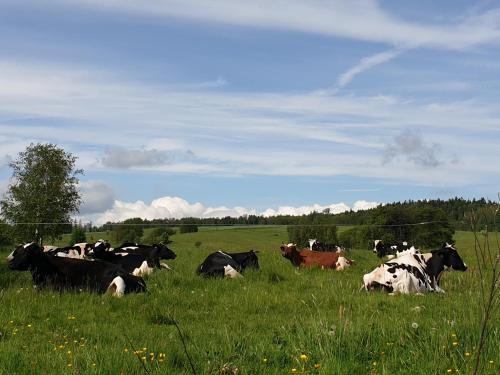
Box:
0 60 499 186
47 0 500 50
338 49 402 87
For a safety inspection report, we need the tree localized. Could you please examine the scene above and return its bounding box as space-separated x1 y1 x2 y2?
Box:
0 143 82 244
69 226 86 245
112 218 144 244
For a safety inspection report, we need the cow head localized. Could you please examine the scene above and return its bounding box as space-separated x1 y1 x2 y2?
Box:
155 243 177 260
432 243 467 271
7 242 43 270
373 240 386 258
280 243 296 257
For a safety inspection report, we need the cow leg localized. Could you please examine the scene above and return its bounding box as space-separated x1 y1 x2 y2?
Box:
107 276 126 297
160 263 172 270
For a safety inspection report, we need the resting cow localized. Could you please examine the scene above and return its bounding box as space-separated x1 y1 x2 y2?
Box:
46 245 86 259
280 244 353 270
6 243 146 297
113 242 177 269
308 239 344 252
373 240 412 259
91 240 161 277
363 243 467 294
196 250 259 278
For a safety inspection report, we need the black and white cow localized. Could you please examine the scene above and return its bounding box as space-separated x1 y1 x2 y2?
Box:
112 242 177 270
373 240 412 259
196 250 260 278
90 240 163 277
46 245 86 259
6 243 146 297
308 239 344 252
363 243 467 294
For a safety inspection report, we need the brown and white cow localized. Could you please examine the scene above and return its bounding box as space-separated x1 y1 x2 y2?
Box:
280 243 353 270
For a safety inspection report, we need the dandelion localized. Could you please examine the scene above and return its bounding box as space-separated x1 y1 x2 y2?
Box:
291 369 297 373
447 369 452 373
372 361 377 366
314 364 321 369
67 364 72 367
489 360 494 364
92 363 96 367
262 358 268 363
67 351 71 355
300 354 308 361
27 324 32 328
452 342 459 346
9 321 13 324
123 348 128 353
465 352 470 357
411 322 419 329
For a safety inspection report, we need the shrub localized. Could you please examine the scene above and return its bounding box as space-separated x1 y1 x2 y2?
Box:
142 227 176 244
179 224 198 233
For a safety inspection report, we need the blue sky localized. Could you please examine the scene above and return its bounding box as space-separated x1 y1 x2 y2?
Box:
1 0 499 223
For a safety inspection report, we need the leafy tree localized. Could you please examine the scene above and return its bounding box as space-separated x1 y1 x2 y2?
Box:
0 143 82 244
0 219 14 248
112 218 144 244
69 226 86 245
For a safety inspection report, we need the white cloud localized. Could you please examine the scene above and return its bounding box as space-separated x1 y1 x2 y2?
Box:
51 0 500 50
79 180 116 214
338 49 403 87
94 196 378 224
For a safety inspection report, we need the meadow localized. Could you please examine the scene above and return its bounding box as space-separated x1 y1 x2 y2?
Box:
0 227 498 374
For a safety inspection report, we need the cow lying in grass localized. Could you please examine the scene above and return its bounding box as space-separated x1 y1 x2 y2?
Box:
280 244 353 270
197 250 260 278
363 243 467 294
112 242 177 269
7 243 146 297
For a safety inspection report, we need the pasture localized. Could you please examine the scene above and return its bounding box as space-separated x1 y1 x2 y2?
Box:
0 227 498 374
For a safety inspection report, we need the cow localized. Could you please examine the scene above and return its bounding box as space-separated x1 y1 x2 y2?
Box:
363 243 467 294
113 242 177 267
6 242 146 297
196 250 259 278
280 244 353 270
308 239 344 252
90 240 160 277
46 245 86 259
73 242 95 256
373 240 412 259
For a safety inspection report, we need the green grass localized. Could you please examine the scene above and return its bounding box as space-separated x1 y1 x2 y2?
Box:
0 228 498 374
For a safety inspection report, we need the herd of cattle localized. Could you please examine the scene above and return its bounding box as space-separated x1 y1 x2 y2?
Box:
5 237 467 296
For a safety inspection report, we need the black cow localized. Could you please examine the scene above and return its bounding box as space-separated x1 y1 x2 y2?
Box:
46 245 85 259
196 250 260 278
91 240 161 277
6 243 146 296
113 242 177 260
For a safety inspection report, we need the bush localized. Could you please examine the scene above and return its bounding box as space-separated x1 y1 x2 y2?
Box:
142 227 176 244
179 224 198 234
287 225 337 248
69 226 86 245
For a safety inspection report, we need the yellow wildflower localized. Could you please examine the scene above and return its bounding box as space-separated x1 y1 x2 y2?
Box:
300 354 308 361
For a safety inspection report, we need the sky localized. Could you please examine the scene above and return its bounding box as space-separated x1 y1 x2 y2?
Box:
0 0 499 224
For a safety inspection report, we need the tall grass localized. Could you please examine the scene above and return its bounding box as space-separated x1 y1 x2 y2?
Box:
0 227 498 374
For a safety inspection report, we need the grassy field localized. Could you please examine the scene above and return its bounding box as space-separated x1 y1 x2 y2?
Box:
0 228 498 374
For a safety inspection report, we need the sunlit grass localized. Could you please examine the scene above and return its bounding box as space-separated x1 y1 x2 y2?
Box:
0 228 498 374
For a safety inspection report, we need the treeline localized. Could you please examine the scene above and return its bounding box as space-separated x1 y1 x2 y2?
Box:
93 197 499 231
